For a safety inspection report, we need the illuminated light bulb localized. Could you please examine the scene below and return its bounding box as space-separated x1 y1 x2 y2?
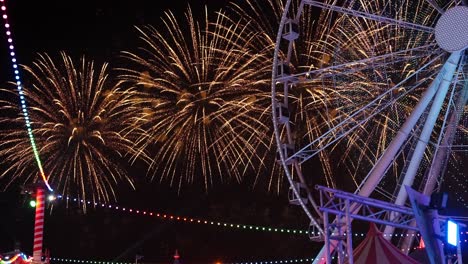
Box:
47 194 56 201
29 200 36 207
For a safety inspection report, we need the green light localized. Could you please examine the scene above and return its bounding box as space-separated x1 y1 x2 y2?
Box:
29 200 36 207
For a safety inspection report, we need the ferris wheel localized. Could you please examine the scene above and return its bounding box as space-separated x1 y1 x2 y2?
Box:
272 0 467 261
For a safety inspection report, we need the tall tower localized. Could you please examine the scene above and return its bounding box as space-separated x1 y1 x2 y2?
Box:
173 250 180 264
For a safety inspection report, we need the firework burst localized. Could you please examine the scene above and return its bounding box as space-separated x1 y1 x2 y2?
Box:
0 52 144 203
120 6 271 190
307 0 445 192
228 0 444 191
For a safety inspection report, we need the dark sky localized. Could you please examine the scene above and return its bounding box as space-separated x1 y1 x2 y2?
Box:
0 0 231 83
0 1 322 263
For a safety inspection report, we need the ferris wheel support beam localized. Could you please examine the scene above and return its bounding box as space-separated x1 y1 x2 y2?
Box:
400 66 468 251
423 74 468 195
384 51 461 237
312 52 460 264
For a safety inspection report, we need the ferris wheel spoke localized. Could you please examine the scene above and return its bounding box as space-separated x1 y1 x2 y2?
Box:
425 0 446 14
274 44 438 83
285 53 443 165
302 0 434 33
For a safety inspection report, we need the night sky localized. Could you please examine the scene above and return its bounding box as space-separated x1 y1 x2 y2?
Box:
0 1 321 263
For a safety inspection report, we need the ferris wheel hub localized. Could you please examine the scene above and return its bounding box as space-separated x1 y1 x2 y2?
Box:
435 6 468 52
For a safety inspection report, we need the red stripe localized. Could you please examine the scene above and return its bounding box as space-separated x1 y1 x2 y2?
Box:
32 187 45 262
351 225 421 264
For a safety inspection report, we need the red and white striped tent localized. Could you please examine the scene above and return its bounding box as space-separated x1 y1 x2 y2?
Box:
348 223 420 264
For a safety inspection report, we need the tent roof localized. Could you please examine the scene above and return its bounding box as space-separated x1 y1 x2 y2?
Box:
348 223 420 264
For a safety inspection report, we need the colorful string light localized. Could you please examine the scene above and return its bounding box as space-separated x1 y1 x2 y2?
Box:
46 243 464 264
228 258 318 264
0 253 32 264
57 195 312 236
50 259 130 264
0 0 52 191
49 257 320 264
55 196 467 240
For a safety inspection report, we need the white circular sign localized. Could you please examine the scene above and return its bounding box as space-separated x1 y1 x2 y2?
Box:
435 6 468 52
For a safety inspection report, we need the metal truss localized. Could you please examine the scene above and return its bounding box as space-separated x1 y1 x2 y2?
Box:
318 185 418 231
317 185 417 264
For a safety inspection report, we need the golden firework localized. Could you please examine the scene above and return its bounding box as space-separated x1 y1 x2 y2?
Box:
0 52 145 204
120 6 271 190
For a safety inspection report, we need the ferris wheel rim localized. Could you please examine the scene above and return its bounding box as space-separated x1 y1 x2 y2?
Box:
271 0 325 234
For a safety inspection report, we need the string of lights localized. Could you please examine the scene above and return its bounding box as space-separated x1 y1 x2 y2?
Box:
56 195 310 236
3 244 453 264
0 0 52 191
52 196 467 240
50 258 128 264
446 157 468 208
49 257 317 264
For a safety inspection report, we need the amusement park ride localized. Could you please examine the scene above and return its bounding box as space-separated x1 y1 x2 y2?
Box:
272 0 467 263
